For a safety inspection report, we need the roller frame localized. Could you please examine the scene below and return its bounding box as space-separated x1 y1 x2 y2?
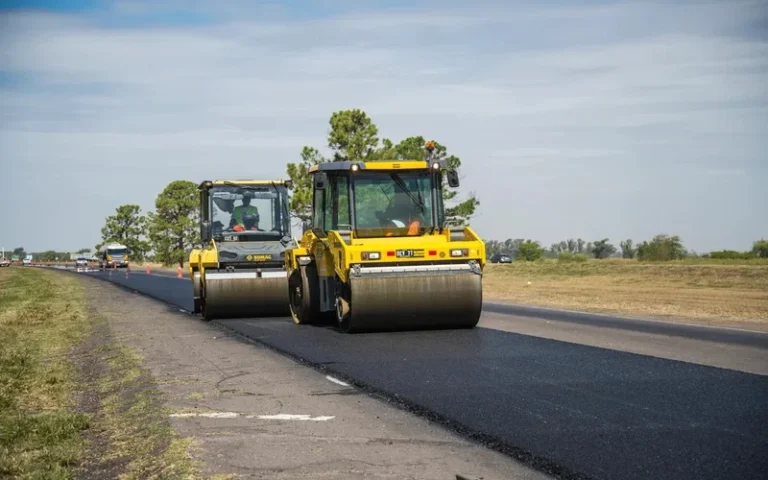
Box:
284 153 488 334
190 178 295 321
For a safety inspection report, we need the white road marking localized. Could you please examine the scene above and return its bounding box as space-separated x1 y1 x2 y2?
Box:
169 412 334 421
170 412 239 418
257 414 335 421
326 375 349 387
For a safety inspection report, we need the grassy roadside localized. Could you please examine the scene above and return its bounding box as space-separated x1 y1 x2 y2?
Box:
0 267 91 478
0 267 201 479
483 259 768 325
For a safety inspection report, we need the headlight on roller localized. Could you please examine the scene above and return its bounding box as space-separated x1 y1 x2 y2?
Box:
298 255 312 266
450 248 469 257
361 251 380 260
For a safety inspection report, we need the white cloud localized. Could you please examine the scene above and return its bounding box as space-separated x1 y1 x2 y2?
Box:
0 0 766 252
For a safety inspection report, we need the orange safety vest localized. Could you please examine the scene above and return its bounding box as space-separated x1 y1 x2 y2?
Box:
385 220 420 236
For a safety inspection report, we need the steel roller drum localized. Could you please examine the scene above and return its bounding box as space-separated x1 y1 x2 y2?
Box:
203 270 290 319
345 265 482 333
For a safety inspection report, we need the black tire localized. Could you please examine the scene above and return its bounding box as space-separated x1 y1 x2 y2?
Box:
200 283 212 322
289 265 320 325
335 280 355 333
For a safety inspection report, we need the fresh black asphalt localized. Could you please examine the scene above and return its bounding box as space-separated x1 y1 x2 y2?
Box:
80 269 768 480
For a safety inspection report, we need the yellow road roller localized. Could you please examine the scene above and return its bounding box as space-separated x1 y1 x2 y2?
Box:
284 143 486 333
189 179 296 320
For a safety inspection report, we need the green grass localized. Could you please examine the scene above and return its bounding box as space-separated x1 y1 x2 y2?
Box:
0 268 91 479
0 268 203 479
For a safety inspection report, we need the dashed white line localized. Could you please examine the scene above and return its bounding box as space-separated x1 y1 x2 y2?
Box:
325 375 349 387
170 412 238 418
257 414 335 421
169 412 335 421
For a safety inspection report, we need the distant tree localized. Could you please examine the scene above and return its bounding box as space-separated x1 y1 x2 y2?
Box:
76 248 91 254
285 109 479 227
752 239 768 258
147 180 200 267
12 247 25 259
576 238 586 253
285 146 328 223
710 250 754 260
98 204 151 261
636 234 686 261
591 238 617 259
517 240 545 261
327 108 380 161
619 239 636 259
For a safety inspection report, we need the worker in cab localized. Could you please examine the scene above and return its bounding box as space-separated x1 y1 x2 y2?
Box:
384 191 422 236
230 193 260 232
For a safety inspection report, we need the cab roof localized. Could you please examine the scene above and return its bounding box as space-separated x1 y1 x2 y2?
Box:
308 159 447 174
199 180 292 189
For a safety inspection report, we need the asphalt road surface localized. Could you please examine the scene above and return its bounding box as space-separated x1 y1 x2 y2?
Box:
79 268 768 480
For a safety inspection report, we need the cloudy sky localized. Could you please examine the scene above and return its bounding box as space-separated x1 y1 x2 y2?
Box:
1 0 766 254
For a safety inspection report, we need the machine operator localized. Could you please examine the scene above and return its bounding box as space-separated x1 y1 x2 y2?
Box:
230 193 260 232
384 190 422 236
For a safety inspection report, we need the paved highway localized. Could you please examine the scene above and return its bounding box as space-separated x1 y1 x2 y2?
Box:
78 268 768 480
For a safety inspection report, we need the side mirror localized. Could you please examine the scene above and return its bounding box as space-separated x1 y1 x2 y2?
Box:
201 220 211 242
447 170 460 188
313 172 327 190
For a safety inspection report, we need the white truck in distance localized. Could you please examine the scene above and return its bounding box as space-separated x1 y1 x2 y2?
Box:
98 243 130 269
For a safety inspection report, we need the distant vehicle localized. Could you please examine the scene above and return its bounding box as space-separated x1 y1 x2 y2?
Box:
490 253 512 263
75 257 89 268
98 243 130 269
23 255 32 266
0 258 10 267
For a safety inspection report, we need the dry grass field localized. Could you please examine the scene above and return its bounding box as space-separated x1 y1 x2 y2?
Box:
483 258 768 326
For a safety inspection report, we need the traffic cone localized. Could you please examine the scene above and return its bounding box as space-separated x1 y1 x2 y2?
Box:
177 266 182 278
145 264 150 274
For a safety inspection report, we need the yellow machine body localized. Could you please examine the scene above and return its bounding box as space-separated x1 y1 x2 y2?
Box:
189 179 296 320
285 149 486 333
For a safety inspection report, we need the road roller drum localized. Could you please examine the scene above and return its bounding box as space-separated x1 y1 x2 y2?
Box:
201 270 289 320
340 264 482 333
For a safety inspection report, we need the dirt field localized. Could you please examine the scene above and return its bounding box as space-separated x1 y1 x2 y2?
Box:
483 259 768 325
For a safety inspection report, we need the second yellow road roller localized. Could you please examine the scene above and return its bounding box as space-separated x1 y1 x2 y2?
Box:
284 142 486 333
189 180 296 320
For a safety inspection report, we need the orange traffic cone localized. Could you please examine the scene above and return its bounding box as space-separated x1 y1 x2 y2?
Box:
177 266 182 278
145 264 150 274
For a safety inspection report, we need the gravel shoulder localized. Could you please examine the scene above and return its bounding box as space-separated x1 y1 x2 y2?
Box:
78 274 549 479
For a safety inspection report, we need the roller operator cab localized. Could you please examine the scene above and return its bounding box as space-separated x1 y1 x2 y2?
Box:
285 142 486 333
189 180 297 320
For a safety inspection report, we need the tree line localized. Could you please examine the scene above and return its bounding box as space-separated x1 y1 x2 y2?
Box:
486 235 768 261
95 181 200 267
